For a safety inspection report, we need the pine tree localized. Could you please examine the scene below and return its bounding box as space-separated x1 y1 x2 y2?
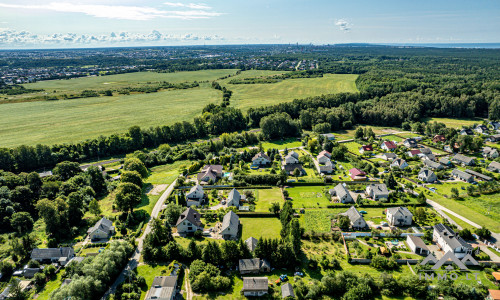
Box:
290 219 302 256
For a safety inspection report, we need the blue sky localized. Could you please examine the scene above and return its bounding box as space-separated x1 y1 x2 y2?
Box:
0 0 498 48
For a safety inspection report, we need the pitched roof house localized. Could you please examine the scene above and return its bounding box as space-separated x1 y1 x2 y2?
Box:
403 138 418 148
340 206 367 230
349 168 366 181
197 165 223 183
433 223 472 258
320 133 335 140
284 151 299 164
318 150 332 159
186 185 206 207
330 183 354 203
176 208 204 235
390 158 408 169
252 152 272 166
423 159 444 170
283 163 305 176
317 151 331 164
87 217 114 241
219 211 239 240
386 207 413 226
242 277 269 297
359 145 373 154
459 128 474 136
382 153 397 161
238 258 271 274
318 160 334 174
439 157 452 166
407 149 421 157
226 189 241 208
433 135 446 143
406 235 429 255
145 276 178 300
451 169 474 183
475 125 489 134
281 283 295 299
487 161 500 173
488 134 500 142
381 141 397 151
452 154 475 166
366 183 389 201
483 147 499 159
245 237 258 252
31 247 75 265
418 169 437 183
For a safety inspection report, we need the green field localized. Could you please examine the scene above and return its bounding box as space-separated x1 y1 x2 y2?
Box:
239 217 281 240
254 188 284 212
219 71 359 111
423 117 484 129
285 186 331 208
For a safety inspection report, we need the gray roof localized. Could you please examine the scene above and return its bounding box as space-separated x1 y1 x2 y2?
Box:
407 235 429 252
487 161 500 171
220 211 239 233
176 207 203 227
452 169 473 181
252 152 271 162
434 223 472 250
383 153 397 159
146 276 177 300
387 206 413 218
421 148 432 155
31 247 74 260
453 154 475 165
227 188 241 204
283 163 304 175
333 183 351 199
281 283 295 298
423 159 442 170
239 258 262 272
245 237 258 252
341 206 364 224
87 217 113 234
418 168 435 180
439 158 451 165
464 169 493 181
367 183 389 196
404 138 417 147
242 277 268 291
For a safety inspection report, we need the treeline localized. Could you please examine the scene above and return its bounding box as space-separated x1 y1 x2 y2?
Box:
0 85 42 95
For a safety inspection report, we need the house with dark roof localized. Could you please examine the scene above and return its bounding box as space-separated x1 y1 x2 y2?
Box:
433 135 446 143
418 169 437 183
318 160 334 174
439 157 452 167
252 152 272 166
386 207 413 226
219 211 239 240
464 169 493 181
145 276 178 300
390 158 408 169
451 169 474 183
366 183 389 201
460 128 474 136
483 147 499 159
452 154 475 166
423 159 444 170
283 163 305 176
87 217 114 241
186 185 206 207
242 277 269 297
403 138 418 148
487 161 500 173
382 153 397 161
349 168 366 181
433 223 472 258
330 183 354 203
226 189 241 208
197 165 223 184
238 258 271 274
31 247 75 266
281 282 295 299
359 145 373 154
340 206 367 230
176 208 204 235
406 235 429 255
489 134 500 142
245 237 258 252
381 141 397 151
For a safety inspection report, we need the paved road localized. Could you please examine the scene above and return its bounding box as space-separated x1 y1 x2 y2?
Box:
426 199 481 229
101 179 178 299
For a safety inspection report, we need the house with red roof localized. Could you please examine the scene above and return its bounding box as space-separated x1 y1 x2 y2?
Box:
381 141 397 151
359 145 373 155
407 149 421 157
349 168 367 181
433 135 446 143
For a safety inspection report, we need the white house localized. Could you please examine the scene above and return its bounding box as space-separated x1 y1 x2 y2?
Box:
317 152 331 164
386 206 413 226
176 208 204 235
340 206 367 230
433 224 473 259
226 188 241 208
219 211 239 240
284 151 300 165
418 169 437 183
406 235 429 255
186 185 205 207
87 217 114 241
366 183 389 201
319 160 334 174
391 158 408 169
483 147 499 159
330 183 354 203
381 141 397 151
252 152 272 166
382 153 397 161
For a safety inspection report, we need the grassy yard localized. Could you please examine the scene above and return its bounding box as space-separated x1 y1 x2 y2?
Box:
35 273 63 300
219 71 359 111
332 126 404 141
343 141 364 154
261 137 302 150
137 264 172 300
422 117 484 129
381 134 404 142
285 186 331 208
301 207 387 232
240 217 282 240
145 160 187 185
254 188 284 212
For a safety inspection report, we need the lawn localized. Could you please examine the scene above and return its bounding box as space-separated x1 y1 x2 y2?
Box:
137 264 172 300
285 186 331 208
343 141 363 154
239 217 282 240
35 273 63 300
0 85 222 147
422 117 484 129
331 126 405 141
301 207 388 232
254 188 284 212
145 160 187 185
261 137 302 150
219 71 359 111
381 134 404 142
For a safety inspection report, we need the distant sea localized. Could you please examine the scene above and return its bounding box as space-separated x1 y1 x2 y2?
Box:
380 43 500 49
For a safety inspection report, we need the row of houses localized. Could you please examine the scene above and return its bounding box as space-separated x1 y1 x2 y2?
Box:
339 206 413 230
328 182 389 203
176 207 240 240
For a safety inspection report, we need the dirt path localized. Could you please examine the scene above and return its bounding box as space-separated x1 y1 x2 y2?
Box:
184 268 192 300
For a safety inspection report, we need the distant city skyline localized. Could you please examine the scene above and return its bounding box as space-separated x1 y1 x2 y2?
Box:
0 0 499 49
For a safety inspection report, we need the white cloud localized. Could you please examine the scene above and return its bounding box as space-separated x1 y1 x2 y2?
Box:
0 2 222 20
335 19 352 31
164 2 211 10
0 28 224 47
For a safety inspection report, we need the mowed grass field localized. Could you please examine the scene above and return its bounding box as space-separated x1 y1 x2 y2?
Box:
219 70 359 111
422 117 484 128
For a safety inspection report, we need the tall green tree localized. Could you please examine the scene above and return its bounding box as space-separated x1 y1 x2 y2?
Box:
114 182 142 213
